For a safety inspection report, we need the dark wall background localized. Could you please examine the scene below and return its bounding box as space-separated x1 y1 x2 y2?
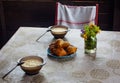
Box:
0 14 1 46
0 0 119 49
113 0 120 31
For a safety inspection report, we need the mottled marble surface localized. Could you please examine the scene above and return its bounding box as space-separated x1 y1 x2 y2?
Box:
0 27 120 83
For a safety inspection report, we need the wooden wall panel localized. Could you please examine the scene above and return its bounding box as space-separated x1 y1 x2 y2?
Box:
0 20 2 49
113 0 120 31
3 1 56 31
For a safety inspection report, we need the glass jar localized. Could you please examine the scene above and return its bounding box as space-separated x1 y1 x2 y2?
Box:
84 36 97 54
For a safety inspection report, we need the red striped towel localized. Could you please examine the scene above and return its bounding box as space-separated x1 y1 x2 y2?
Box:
55 2 98 29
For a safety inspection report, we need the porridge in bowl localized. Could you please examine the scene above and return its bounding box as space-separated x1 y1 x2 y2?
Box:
50 25 68 38
51 27 67 34
22 59 42 67
19 56 45 75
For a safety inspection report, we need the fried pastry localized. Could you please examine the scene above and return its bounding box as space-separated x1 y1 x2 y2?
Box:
54 48 67 56
49 39 77 56
62 41 70 49
49 44 56 54
66 45 77 55
54 39 64 48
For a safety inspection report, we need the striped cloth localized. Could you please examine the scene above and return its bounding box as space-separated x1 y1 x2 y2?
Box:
55 2 98 29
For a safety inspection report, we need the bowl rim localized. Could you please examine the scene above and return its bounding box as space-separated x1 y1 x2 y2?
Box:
50 25 68 32
50 25 68 29
18 55 46 68
50 25 69 38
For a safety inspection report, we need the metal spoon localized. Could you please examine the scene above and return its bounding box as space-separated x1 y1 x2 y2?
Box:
36 29 51 42
36 26 53 42
36 26 70 42
2 62 24 79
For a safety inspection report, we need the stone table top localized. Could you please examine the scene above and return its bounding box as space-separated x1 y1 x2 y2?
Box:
0 27 120 83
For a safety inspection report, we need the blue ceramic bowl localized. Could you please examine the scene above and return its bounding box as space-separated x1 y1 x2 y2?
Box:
47 48 76 60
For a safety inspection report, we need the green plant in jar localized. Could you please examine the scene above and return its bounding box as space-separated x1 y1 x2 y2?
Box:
81 22 101 54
